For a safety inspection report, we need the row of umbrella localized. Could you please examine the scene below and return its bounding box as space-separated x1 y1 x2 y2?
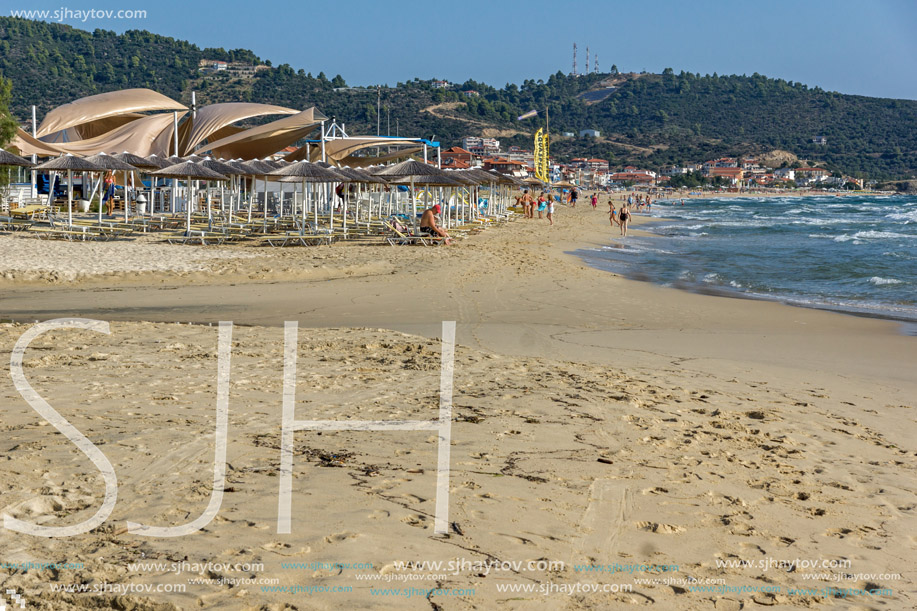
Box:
1 147 522 231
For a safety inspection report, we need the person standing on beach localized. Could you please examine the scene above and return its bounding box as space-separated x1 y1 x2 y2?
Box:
570 187 578 207
608 201 618 227
102 170 116 216
590 193 598 209
521 190 534 218
618 203 631 236
536 193 547 219
546 196 555 226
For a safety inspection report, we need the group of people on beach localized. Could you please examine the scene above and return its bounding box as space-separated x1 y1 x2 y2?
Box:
607 199 632 236
516 190 555 226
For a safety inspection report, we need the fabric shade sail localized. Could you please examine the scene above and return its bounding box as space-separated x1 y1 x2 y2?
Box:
182 102 299 154
36 88 187 138
12 113 186 157
192 107 327 160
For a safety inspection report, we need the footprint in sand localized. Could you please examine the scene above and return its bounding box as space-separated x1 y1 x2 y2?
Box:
635 521 685 534
491 533 533 545
401 493 427 504
401 514 427 527
324 531 360 543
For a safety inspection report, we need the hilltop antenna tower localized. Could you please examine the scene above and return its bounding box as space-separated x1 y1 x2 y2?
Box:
572 42 577 76
594 53 598 74
586 47 590 76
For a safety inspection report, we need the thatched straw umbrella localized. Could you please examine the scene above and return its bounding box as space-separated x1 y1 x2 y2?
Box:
268 161 345 229
140 155 173 214
235 159 277 224
0 149 34 204
0 148 34 167
143 154 171 169
152 161 228 234
84 153 140 223
390 174 467 228
198 157 245 220
111 152 161 217
34 154 106 225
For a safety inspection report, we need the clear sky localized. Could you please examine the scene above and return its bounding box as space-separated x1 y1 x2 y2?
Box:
13 0 917 100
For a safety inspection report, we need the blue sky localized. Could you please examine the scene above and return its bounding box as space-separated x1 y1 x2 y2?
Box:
12 0 917 99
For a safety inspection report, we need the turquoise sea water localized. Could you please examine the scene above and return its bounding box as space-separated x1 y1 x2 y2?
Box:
574 194 917 322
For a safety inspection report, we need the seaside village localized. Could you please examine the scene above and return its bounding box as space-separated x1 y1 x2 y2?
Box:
447 136 866 190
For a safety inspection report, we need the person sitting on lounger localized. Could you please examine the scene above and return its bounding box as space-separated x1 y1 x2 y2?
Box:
420 204 452 244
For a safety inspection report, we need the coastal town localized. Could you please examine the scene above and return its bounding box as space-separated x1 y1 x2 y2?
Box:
442 136 868 190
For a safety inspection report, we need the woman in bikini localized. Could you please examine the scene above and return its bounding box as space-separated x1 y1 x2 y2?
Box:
608 201 618 228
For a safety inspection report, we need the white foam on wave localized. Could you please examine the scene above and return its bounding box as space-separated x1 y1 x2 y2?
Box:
868 277 903 285
834 230 910 242
885 210 917 223
668 224 707 230
853 230 911 240
789 217 853 226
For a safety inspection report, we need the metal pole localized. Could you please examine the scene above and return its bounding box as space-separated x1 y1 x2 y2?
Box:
173 111 179 156
320 121 326 162
30 105 37 198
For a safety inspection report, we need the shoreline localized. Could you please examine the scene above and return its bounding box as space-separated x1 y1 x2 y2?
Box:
573 194 917 331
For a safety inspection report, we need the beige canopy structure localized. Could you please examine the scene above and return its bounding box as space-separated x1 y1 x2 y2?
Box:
10 128 62 156
192 107 327 160
12 112 186 157
41 113 146 143
182 102 300 154
286 137 427 164
36 88 186 138
338 146 424 167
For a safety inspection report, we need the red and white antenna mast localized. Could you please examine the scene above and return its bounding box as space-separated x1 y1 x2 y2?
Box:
586 47 590 76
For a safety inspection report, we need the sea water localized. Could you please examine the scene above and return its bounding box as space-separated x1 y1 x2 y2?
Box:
574 194 917 323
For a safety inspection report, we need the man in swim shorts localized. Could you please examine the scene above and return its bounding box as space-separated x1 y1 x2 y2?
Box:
419 204 452 244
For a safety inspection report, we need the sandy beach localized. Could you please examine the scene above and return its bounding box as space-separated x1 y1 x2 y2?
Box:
0 199 914 610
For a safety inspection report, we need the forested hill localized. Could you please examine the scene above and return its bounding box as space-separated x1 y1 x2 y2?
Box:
2 17 916 179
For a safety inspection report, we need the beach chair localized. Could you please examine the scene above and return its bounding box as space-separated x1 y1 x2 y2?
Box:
0 215 33 231
9 204 50 220
260 220 334 247
382 219 446 246
166 228 228 245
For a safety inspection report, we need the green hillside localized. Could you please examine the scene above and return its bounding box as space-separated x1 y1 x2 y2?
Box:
1 17 916 179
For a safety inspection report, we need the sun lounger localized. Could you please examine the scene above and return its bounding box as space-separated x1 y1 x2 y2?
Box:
382 220 446 246
166 229 227 245
9 205 50 220
0 215 33 231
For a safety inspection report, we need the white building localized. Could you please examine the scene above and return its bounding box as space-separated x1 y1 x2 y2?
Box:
579 129 600 138
462 137 500 156
774 168 795 181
